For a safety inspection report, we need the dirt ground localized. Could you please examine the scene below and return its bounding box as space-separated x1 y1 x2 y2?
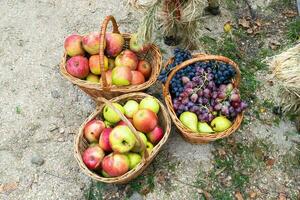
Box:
0 0 299 200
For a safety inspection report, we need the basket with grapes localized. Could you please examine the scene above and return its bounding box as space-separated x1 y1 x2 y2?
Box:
160 49 247 144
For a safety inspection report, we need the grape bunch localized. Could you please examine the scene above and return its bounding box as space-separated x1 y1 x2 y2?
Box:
160 48 247 124
158 48 193 83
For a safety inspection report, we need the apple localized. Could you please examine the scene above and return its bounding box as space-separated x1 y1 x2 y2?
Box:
89 55 108 75
126 153 142 170
115 50 138 70
104 120 114 128
84 119 105 143
99 128 113 152
131 71 145 85
137 60 152 79
82 32 102 55
99 70 112 86
133 109 158 133
111 66 132 86
109 125 136 153
82 145 105 170
64 34 85 57
129 34 150 53
211 116 232 132
101 169 111 178
105 33 125 57
101 153 130 177
108 58 115 69
117 118 134 126
86 73 100 83
139 97 160 114
123 100 139 118
179 112 198 132
198 122 214 133
131 131 147 153
103 103 125 123
66 56 89 79
146 126 163 145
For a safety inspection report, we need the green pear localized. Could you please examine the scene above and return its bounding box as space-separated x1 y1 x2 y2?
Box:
198 122 214 134
210 116 232 132
103 103 125 123
179 112 198 132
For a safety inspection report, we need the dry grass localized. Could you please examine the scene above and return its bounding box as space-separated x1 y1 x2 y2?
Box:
268 44 300 114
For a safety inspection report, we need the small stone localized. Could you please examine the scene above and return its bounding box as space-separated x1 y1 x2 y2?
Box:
31 154 45 166
129 192 143 200
57 137 65 142
59 128 65 134
51 90 60 98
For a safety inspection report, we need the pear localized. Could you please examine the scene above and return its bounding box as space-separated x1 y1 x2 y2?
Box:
210 116 232 132
179 112 198 132
198 122 214 134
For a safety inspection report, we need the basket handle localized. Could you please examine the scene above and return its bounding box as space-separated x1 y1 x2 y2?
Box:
163 55 241 97
97 97 149 159
99 16 121 90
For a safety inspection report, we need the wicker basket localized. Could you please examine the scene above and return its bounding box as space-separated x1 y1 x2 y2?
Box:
74 93 171 184
60 16 162 100
162 54 243 144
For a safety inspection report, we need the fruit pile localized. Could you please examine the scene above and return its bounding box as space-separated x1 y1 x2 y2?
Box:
82 97 164 177
160 49 247 133
64 33 152 86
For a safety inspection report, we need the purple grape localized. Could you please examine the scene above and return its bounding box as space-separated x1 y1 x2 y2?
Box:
185 82 193 89
218 92 226 99
186 88 194 95
182 76 190 84
198 98 203 104
202 98 209 105
190 93 198 103
219 84 227 92
221 106 229 116
236 107 242 113
240 101 248 110
208 114 214 122
212 91 218 99
208 81 215 89
182 97 189 104
214 103 222 111
203 89 211 98
197 90 203 97
230 93 240 102
231 101 240 108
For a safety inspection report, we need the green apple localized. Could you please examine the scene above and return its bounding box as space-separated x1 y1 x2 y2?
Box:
109 125 136 153
179 112 198 132
103 103 125 123
104 120 114 128
86 73 99 83
139 97 160 114
131 131 147 153
141 141 154 157
211 116 232 132
198 122 214 134
123 100 139 118
126 153 142 170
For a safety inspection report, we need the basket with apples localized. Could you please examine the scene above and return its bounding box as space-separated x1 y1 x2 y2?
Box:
60 15 162 99
160 49 247 144
74 93 171 183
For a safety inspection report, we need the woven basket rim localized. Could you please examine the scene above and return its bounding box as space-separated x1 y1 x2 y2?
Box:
162 53 244 143
74 92 171 183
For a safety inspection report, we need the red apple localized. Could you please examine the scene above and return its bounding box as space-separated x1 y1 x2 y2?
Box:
137 60 152 79
111 66 132 86
66 56 89 79
82 145 105 170
84 119 105 143
105 33 125 57
117 119 134 126
100 70 112 86
64 34 85 57
146 126 164 145
89 55 108 75
131 71 145 85
101 153 130 177
82 32 103 55
129 34 151 53
133 109 158 133
115 50 138 70
99 128 113 152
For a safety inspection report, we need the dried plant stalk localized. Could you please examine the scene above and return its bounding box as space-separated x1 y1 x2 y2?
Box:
268 44 300 114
